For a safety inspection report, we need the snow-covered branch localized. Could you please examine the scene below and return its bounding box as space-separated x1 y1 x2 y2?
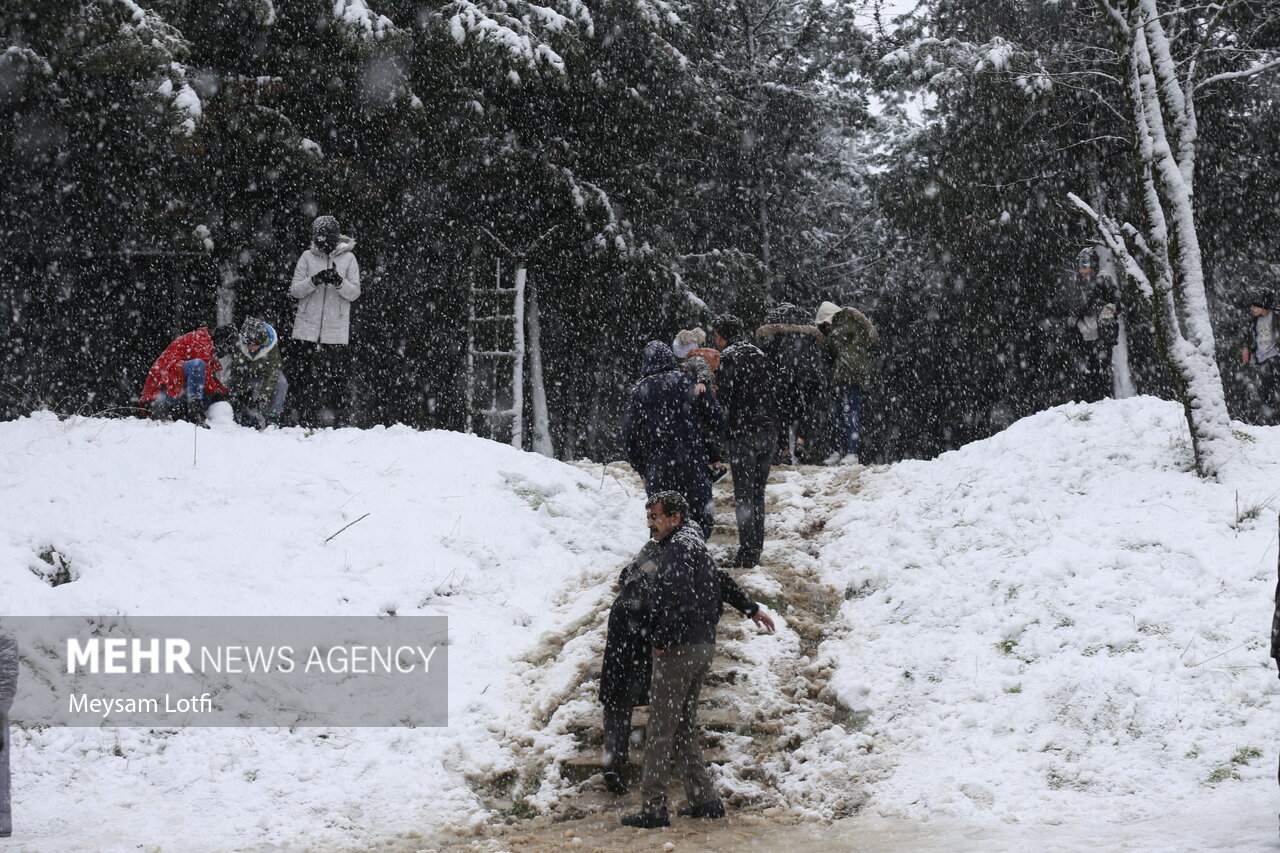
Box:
1195 55 1280 91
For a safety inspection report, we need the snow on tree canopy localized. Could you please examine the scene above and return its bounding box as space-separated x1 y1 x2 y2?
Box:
444 0 593 72
332 0 402 43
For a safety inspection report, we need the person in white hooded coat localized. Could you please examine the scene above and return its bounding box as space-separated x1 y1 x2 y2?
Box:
0 629 17 838
289 215 361 425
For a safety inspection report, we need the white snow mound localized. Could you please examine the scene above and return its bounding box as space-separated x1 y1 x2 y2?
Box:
818 396 1280 827
0 412 645 852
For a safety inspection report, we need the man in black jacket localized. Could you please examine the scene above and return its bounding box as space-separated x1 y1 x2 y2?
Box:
621 491 773 828
601 523 774 795
712 314 778 568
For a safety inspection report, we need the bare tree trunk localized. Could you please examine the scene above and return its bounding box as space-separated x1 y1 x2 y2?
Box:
526 272 554 457
1073 0 1234 478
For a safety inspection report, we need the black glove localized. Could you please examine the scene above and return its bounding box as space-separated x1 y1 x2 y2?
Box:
312 268 342 287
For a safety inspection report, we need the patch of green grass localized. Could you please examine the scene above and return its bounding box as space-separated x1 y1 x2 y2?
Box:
1004 684 1022 694
1204 746 1262 785
503 797 537 820
994 638 1019 656
1065 410 1093 422
1205 765 1240 784
756 594 790 616
832 703 872 732
1233 429 1257 443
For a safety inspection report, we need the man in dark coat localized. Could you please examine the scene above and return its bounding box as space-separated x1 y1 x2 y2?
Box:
621 341 727 537
756 303 826 465
712 314 779 568
0 628 16 838
601 532 773 795
620 492 773 829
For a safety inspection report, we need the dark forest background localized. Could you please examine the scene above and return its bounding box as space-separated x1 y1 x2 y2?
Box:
3 0 1280 461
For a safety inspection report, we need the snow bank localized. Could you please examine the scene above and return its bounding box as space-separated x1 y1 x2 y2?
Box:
0 413 645 852
819 396 1280 827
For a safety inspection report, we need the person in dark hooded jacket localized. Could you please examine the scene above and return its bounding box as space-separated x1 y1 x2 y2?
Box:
600 535 773 794
756 303 826 465
621 341 727 537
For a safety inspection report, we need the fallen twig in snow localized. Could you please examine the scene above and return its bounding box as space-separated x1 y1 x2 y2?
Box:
324 512 370 544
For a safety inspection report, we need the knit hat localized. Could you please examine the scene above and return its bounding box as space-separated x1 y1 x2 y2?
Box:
1076 246 1099 269
672 328 706 359
815 301 841 327
1251 292 1274 311
312 215 340 239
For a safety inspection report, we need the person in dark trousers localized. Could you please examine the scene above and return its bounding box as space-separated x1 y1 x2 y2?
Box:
816 301 877 465
673 328 728 484
712 314 778 568
1242 293 1280 425
0 628 17 838
289 215 361 427
756 302 827 465
601 532 775 795
1071 246 1120 402
231 317 288 429
620 491 772 828
139 324 240 425
621 341 727 538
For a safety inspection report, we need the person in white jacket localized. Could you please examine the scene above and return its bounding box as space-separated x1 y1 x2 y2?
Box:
289 215 361 426
0 629 17 838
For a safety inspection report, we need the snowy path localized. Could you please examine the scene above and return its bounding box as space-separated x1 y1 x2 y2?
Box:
409 461 890 849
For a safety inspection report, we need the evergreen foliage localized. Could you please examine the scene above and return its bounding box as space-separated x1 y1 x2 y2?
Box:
4 0 1280 463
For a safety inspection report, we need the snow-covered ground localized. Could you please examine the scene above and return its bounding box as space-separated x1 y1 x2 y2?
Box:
2 395 1279 852
818 396 1280 844
0 410 645 852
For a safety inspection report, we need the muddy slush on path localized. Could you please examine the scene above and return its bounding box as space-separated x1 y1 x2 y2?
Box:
393 462 894 852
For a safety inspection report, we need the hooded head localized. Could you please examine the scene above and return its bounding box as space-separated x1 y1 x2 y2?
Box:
238 317 277 361
641 340 678 376
815 301 841 327
1076 246 1099 274
312 215 341 254
1251 292 1274 312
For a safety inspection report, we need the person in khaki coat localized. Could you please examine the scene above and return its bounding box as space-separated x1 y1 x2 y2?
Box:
289 215 361 426
0 629 17 838
816 301 877 464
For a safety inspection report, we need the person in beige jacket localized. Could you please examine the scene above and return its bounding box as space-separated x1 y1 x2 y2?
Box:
289 215 361 426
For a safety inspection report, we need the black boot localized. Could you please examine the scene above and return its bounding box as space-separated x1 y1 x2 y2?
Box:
620 807 669 828
603 770 627 795
677 799 725 819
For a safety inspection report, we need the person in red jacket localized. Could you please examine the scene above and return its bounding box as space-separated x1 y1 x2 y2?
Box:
140 325 239 424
